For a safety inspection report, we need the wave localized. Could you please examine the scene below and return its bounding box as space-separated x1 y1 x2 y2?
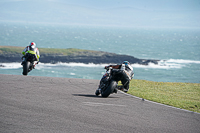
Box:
0 62 110 70
132 62 183 69
0 59 199 69
0 62 22 69
164 59 200 64
37 62 109 68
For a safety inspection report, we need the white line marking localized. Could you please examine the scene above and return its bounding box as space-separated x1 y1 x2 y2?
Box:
119 90 200 114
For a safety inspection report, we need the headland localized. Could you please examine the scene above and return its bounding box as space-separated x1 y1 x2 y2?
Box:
0 46 159 65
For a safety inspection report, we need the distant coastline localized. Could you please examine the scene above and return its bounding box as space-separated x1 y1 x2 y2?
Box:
0 46 159 66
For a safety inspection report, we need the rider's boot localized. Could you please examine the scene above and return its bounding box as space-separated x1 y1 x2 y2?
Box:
123 88 128 93
117 86 128 93
21 57 25 65
33 61 37 69
95 89 100 96
113 88 118 93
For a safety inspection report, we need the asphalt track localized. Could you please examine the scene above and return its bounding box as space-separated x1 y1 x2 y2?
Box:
0 74 199 133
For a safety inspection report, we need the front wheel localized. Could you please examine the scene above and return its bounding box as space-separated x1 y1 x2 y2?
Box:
101 80 117 98
22 61 30 75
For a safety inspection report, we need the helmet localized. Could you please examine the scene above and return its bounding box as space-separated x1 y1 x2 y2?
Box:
29 42 36 48
123 61 130 65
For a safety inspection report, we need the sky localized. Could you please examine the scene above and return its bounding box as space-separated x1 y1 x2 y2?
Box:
0 0 200 28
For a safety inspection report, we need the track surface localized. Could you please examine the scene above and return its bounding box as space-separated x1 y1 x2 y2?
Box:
0 74 200 133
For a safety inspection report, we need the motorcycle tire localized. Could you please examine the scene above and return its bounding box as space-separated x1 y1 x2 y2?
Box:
22 61 30 75
101 80 117 98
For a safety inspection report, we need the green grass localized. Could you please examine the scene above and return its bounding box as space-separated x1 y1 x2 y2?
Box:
0 46 23 54
0 46 94 55
128 79 200 113
39 48 91 55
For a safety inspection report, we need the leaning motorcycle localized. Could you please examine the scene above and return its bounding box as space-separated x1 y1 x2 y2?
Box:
22 53 36 75
95 67 118 98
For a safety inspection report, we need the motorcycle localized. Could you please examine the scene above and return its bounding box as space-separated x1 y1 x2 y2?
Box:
22 53 36 75
95 67 118 97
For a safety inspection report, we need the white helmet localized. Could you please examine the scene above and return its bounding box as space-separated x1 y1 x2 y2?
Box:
30 42 36 48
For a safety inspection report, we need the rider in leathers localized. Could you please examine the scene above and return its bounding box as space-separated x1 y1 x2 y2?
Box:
21 42 40 68
99 61 134 93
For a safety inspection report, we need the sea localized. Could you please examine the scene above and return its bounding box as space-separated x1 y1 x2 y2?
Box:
0 22 200 83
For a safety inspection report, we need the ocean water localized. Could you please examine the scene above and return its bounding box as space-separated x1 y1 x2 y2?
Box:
0 23 200 83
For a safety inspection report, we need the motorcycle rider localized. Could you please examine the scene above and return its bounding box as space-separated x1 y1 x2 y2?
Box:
21 42 40 68
97 61 134 94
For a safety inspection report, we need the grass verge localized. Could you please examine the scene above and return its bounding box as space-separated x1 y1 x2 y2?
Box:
128 79 200 113
0 46 94 55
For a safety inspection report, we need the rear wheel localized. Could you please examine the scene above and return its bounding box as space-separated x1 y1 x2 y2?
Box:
101 81 117 98
22 61 30 75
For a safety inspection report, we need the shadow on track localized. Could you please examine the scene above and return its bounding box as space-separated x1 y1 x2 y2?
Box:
73 94 99 98
72 94 119 98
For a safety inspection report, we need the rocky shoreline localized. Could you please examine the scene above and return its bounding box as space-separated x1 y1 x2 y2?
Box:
0 51 159 66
